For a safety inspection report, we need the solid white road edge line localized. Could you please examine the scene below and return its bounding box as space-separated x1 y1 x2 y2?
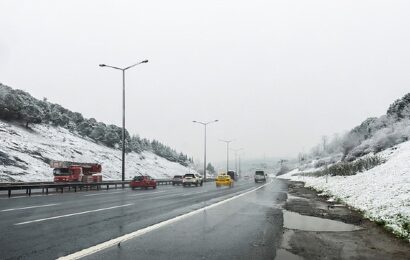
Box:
1 203 60 212
14 204 133 225
57 181 272 260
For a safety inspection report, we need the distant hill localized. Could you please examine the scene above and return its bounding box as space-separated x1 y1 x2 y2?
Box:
0 83 192 167
0 120 196 182
298 92 410 163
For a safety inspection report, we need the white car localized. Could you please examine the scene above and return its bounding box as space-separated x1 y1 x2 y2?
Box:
182 173 203 187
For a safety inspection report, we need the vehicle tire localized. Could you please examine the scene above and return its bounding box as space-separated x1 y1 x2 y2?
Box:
200 181 203 186
195 182 198 187
153 186 157 189
172 183 175 186
131 187 135 190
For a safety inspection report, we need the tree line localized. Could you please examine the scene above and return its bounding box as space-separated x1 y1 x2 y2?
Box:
0 83 192 166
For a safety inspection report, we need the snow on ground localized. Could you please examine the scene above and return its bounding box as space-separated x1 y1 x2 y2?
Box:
279 142 410 241
0 120 197 182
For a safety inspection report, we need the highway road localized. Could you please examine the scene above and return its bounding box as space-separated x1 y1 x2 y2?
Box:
0 179 288 260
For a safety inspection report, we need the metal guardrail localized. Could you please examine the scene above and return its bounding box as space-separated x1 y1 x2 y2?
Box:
0 179 173 197
0 181 55 186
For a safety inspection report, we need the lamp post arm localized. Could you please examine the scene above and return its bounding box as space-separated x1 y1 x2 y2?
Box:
124 60 149 70
99 64 123 70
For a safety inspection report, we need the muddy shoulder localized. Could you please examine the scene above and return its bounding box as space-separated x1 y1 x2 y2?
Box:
278 180 410 260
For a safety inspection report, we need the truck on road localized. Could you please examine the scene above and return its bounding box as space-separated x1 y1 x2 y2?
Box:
50 160 102 183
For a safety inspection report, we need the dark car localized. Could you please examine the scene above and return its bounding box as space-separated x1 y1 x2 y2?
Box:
130 175 157 189
172 175 183 185
227 170 238 181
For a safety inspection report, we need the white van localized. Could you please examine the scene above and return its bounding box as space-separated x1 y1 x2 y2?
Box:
254 170 267 183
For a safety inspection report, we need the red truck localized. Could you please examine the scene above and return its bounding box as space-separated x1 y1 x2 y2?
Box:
50 161 102 183
130 175 157 189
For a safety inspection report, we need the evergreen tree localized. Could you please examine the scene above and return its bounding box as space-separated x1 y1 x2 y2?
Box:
104 127 120 147
206 162 216 174
90 123 106 142
21 103 43 127
77 120 94 136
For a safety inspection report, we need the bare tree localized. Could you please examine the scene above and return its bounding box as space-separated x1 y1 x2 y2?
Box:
322 135 328 153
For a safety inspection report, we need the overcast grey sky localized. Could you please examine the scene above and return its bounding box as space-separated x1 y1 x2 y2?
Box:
1 0 410 166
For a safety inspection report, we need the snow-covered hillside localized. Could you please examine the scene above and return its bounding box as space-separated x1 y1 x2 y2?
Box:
0 120 197 182
279 142 410 241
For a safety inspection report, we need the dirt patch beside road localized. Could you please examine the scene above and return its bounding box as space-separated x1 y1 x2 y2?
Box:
278 180 410 260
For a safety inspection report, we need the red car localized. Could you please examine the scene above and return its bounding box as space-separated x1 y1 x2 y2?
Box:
130 175 157 189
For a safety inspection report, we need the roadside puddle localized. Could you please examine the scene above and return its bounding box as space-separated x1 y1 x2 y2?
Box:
283 210 362 232
275 249 304 260
287 194 309 201
275 210 361 259
281 229 294 249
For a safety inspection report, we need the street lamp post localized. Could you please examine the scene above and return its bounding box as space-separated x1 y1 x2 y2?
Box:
193 120 218 182
219 139 234 174
238 154 242 177
99 60 148 183
231 148 243 175
238 151 245 179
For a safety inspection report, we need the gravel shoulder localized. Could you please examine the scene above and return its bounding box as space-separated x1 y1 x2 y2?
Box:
279 180 410 260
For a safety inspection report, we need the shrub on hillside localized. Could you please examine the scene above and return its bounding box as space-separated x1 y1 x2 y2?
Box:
298 156 385 177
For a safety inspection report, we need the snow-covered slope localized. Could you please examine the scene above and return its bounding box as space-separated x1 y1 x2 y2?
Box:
0 120 196 182
279 142 410 241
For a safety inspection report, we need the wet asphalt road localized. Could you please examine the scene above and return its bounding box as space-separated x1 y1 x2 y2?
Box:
0 179 288 260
